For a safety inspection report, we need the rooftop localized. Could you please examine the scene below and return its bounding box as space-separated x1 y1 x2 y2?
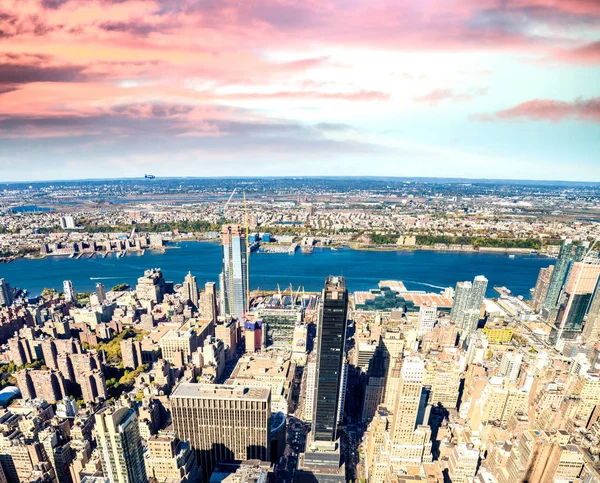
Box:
171 383 271 401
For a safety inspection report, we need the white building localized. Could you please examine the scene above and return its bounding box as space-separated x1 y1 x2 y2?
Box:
303 361 316 423
498 351 523 382
63 280 76 304
417 303 437 337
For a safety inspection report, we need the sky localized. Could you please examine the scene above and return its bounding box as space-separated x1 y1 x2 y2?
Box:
0 0 599 182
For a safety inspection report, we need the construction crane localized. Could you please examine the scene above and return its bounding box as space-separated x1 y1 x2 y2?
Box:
220 188 237 221
244 191 250 314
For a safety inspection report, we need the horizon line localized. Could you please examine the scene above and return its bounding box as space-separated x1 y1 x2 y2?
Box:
3 175 600 186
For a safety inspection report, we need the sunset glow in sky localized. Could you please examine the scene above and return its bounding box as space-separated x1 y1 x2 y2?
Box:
1 0 599 181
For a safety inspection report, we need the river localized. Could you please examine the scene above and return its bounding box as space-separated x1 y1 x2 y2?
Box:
0 242 553 298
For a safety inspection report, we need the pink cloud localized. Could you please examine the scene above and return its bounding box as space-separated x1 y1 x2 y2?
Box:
413 88 487 104
474 97 600 123
553 41 600 64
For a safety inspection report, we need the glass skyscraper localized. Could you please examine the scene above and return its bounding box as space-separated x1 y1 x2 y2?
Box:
543 240 589 324
312 276 348 443
450 275 488 340
219 224 247 319
95 407 147 483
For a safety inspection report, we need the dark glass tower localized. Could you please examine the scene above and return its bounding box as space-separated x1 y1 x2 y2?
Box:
543 240 574 312
312 276 348 443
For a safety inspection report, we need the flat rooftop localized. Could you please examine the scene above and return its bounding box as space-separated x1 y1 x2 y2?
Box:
403 293 452 308
171 383 270 401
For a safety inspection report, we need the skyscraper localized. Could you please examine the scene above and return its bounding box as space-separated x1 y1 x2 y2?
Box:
219 224 247 318
0 278 13 307
450 275 488 340
389 356 432 467
551 261 600 344
183 271 199 309
542 240 586 319
312 276 348 443
63 280 76 304
95 406 147 483
170 383 271 481
200 281 218 323
583 278 600 342
531 265 554 312
417 303 437 337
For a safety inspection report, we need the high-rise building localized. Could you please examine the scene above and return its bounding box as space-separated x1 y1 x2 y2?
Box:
448 442 479 482
531 265 554 312
551 261 600 344
183 272 199 309
312 276 348 443
39 427 74 483
200 282 218 323
498 351 523 382
121 339 143 370
15 369 67 403
543 240 584 317
417 303 437 337
63 280 77 304
0 278 13 307
95 407 147 483
450 275 487 340
145 432 200 483
256 307 302 347
136 268 169 304
160 329 198 366
170 383 271 481
219 224 247 318
95 283 107 305
583 278 600 342
303 359 317 423
389 357 432 467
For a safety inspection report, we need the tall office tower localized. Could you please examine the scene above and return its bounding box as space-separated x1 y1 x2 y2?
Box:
146 432 200 483
417 303 437 337
183 271 199 309
312 276 348 443
551 262 600 344
0 278 13 307
498 351 523 382
170 383 271 481
542 240 586 320
389 357 432 467
362 348 386 424
303 360 317 423
531 265 554 312
219 224 248 319
95 283 107 305
450 275 488 340
383 355 402 409
63 280 76 304
582 279 600 342
200 282 218 323
95 407 147 483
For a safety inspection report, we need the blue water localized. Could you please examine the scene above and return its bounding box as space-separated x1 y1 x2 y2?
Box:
9 205 53 213
0 242 553 297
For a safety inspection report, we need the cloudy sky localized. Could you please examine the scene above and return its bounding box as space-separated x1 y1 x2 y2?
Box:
1 0 599 181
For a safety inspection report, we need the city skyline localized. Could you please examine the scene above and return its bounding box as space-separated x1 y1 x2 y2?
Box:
1 0 599 181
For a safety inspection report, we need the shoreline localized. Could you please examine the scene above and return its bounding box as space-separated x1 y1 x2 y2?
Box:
2 239 554 264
